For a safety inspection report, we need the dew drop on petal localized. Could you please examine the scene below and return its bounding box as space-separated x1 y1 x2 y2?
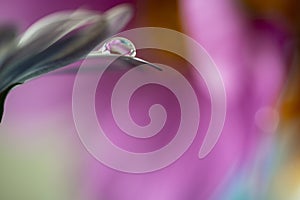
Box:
99 37 136 57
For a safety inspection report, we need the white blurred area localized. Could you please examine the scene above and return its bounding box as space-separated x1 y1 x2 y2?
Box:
0 75 85 200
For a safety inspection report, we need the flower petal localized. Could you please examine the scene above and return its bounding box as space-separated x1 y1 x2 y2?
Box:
0 25 17 66
0 4 133 92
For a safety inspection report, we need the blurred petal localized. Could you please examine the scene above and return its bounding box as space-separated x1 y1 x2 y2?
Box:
0 25 17 48
0 4 133 122
0 4 133 92
104 3 133 34
18 9 101 48
0 25 18 65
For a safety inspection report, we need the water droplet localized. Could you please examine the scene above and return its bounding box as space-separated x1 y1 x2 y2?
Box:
99 37 136 57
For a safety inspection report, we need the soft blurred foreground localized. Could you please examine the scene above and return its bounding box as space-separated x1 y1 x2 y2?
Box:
0 0 300 200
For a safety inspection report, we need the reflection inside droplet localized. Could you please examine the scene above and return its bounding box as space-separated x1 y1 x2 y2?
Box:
99 37 136 57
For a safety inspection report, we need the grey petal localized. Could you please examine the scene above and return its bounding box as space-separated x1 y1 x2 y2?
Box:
18 10 102 52
18 18 109 82
0 25 17 47
0 11 103 90
0 25 18 66
0 4 133 92
103 4 133 35
52 55 162 75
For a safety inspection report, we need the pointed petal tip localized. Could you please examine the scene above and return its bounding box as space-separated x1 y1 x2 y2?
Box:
104 3 134 34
